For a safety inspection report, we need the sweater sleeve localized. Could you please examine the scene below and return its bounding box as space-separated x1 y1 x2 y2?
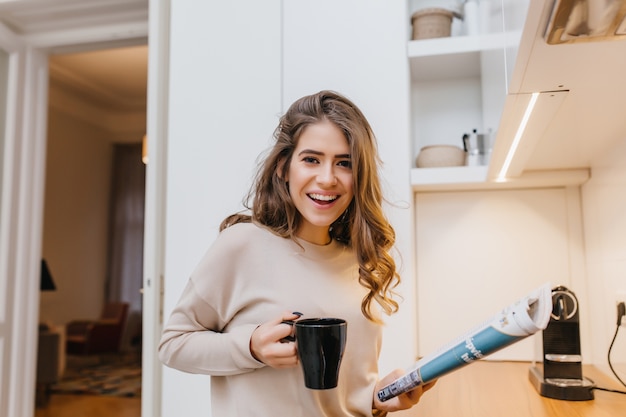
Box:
158 225 266 376
158 278 264 375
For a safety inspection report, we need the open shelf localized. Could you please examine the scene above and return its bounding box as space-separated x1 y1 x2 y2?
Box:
411 167 590 192
409 31 523 188
408 31 521 82
411 165 488 190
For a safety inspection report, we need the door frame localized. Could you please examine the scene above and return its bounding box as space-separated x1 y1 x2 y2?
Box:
0 1 170 415
142 1 170 416
0 22 46 417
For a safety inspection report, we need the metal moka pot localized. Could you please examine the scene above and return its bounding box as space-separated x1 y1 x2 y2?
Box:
462 129 492 166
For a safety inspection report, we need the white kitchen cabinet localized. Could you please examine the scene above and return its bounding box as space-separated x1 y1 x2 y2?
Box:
410 0 528 188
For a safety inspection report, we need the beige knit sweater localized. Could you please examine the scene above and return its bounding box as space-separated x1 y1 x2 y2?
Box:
158 222 383 416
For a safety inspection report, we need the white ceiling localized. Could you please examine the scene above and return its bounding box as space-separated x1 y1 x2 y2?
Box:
0 0 148 34
49 44 148 111
0 0 148 111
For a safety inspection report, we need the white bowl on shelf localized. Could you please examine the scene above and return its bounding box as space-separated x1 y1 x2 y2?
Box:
415 145 466 168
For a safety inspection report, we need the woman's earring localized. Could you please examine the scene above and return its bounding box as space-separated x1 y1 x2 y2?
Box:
340 208 349 224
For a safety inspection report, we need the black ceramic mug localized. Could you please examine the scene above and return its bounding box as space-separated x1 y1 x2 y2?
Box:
287 318 347 389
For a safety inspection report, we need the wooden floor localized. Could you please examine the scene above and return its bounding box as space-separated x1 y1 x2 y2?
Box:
35 394 140 417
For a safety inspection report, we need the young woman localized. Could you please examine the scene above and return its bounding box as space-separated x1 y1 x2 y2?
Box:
159 90 434 416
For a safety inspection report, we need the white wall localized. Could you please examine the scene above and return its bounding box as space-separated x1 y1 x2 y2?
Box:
415 186 588 361
581 135 626 375
163 2 282 416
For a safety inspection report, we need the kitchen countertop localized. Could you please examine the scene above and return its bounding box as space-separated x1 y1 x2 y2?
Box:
391 361 626 417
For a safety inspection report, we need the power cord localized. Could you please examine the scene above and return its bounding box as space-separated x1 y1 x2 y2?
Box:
593 386 626 394
601 301 626 394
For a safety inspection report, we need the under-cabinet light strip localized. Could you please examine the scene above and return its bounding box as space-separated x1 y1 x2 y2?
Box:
496 92 540 182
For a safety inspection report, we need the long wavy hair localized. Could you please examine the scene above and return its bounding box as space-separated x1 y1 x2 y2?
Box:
221 90 399 322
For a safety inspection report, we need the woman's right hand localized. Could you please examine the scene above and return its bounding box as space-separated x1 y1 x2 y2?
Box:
250 311 301 368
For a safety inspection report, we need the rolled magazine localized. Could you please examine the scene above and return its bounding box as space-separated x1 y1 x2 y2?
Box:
377 282 553 402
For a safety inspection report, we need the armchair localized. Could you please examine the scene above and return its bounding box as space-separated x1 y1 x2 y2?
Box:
66 301 129 355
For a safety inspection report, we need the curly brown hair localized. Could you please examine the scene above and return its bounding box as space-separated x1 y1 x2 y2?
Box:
221 90 399 322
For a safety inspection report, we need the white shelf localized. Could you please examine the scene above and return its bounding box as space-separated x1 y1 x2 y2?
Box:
408 31 521 82
411 165 489 190
408 32 519 58
411 167 590 192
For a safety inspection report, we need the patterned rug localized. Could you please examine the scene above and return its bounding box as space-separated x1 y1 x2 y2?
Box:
51 353 142 398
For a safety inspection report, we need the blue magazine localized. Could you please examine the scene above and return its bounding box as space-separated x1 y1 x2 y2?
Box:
377 283 553 402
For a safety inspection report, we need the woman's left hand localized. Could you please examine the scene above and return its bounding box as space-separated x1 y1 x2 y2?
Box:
372 369 437 413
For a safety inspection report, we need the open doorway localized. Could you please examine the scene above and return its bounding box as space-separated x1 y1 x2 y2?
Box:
0 2 167 416
36 45 147 413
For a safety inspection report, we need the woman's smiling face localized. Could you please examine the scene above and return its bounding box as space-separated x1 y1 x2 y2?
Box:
286 120 354 245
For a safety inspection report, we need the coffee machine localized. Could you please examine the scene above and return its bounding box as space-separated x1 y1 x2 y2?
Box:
529 286 595 400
